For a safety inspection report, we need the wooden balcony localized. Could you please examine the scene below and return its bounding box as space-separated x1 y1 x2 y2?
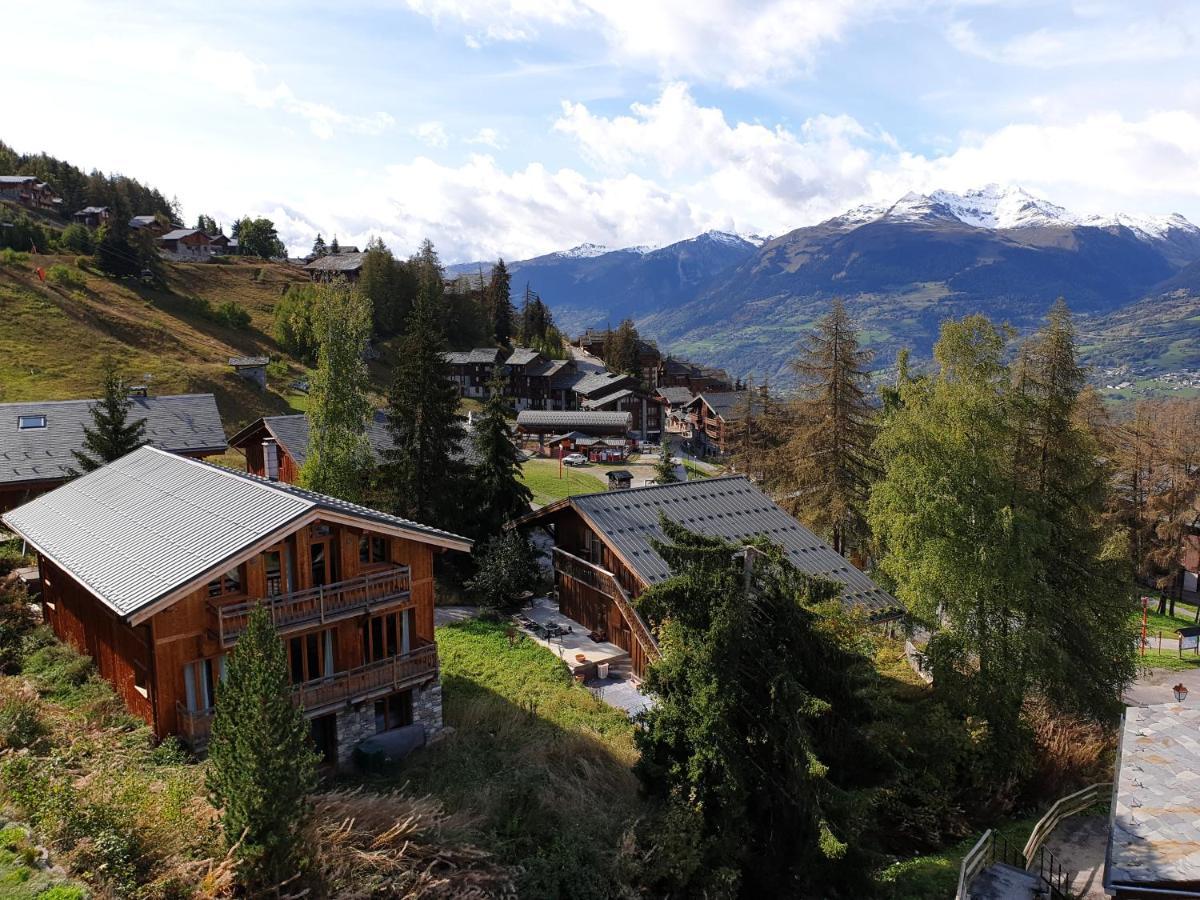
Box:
213 566 412 648
175 642 439 751
552 547 660 664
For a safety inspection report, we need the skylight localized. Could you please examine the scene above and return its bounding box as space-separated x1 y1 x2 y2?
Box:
17 415 46 430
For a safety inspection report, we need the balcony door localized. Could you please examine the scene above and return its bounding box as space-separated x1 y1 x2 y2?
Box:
363 609 413 664
289 628 334 685
309 531 340 587
264 540 296 597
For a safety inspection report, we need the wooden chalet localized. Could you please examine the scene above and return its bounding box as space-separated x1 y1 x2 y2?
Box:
0 394 227 513
574 371 663 441
656 386 696 435
658 356 733 394
515 410 632 456
684 391 754 456
304 252 366 282
73 206 111 228
130 215 172 237
2 446 471 766
228 412 481 485
0 175 62 211
159 228 213 260
514 476 901 678
443 348 505 399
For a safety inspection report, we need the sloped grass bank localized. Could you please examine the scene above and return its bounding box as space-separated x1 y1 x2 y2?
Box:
361 619 648 899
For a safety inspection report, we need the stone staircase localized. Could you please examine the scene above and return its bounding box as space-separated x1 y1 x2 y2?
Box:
967 863 1044 900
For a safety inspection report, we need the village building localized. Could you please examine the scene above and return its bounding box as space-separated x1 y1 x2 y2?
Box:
1104 702 1200 898
656 386 696 435
73 206 111 228
0 394 226 513
683 391 754 456
129 215 172 236
514 476 902 677
658 356 734 394
1 446 471 765
229 412 480 485
228 356 269 390
0 176 63 211
575 329 664 387
208 233 232 255
304 251 366 282
443 348 506 399
159 228 214 261
515 410 632 457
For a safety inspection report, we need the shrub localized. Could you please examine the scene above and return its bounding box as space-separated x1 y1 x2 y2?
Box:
1 248 30 267
38 887 88 900
214 300 250 329
47 264 86 288
0 583 36 673
0 685 45 749
23 642 94 700
0 539 29 575
59 223 95 254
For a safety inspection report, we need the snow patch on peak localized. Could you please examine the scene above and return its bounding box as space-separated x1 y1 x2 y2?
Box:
1082 211 1200 241
930 185 1074 229
883 192 961 224
555 242 610 259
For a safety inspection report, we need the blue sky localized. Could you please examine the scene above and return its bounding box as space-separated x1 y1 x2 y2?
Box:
7 0 1200 260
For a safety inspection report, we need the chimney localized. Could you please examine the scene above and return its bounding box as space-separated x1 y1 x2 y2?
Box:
263 438 280 481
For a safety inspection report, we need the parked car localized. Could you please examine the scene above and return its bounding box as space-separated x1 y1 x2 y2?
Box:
562 453 588 466
640 441 660 453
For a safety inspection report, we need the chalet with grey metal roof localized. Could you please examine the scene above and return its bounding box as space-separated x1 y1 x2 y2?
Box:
2 445 470 764
0 393 226 513
514 476 901 676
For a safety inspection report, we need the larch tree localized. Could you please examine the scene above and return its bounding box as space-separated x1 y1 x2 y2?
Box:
297 280 374 502
382 273 467 530
729 378 784 485
634 521 886 897
470 372 532 538
776 300 877 557
207 606 319 890
71 358 147 472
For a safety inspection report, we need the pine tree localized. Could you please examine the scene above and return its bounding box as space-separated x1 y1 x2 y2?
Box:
298 281 373 502
776 300 877 557
487 259 514 345
383 282 466 529
634 522 884 896
310 233 327 258
207 606 319 889
329 235 340 254
653 441 678 483
470 372 532 538
71 359 146 472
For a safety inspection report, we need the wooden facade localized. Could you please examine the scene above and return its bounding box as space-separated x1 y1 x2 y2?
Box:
38 515 443 758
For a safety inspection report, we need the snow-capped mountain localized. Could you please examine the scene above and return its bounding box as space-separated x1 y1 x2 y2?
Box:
823 184 1200 248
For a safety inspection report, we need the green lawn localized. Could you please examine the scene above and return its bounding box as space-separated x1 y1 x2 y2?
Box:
1138 647 1200 671
361 620 646 899
519 459 606 506
1135 601 1200 634
876 816 1040 899
683 460 712 479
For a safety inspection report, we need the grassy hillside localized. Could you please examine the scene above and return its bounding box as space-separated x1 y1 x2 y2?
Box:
0 253 320 434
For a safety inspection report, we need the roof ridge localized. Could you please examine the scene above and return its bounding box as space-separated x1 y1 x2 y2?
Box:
568 473 747 501
0 392 217 409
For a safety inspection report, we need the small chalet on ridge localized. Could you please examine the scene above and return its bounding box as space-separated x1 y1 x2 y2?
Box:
0 393 227 513
514 476 901 677
2 446 471 766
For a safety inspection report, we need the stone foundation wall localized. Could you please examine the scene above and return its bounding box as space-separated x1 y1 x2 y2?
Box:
413 682 443 733
332 680 444 768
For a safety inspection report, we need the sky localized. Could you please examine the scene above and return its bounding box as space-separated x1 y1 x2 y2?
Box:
7 0 1200 261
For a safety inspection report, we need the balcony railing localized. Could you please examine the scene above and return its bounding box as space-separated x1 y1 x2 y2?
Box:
552 547 660 665
175 642 438 751
213 566 412 647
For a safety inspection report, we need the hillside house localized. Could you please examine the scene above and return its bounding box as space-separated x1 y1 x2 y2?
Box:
684 391 755 456
0 176 62 210
209 234 232 255
656 386 696 435
159 228 213 261
513 476 901 677
658 357 734 394
229 412 481 485
574 371 663 441
228 356 269 389
0 394 226 513
1 446 471 765
305 252 366 282
576 330 663 386
130 215 171 236
516 410 632 456
443 348 506 399
73 206 111 228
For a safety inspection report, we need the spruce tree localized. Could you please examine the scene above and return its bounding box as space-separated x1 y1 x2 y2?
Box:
470 372 532 538
487 259 514 345
654 440 678 483
298 280 373 502
635 522 884 896
71 359 147 472
310 233 327 258
329 234 340 254
383 283 466 529
776 300 877 557
207 606 319 889
95 195 138 278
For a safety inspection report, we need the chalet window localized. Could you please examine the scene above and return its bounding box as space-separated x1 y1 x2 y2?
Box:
264 548 292 597
374 690 413 733
183 656 225 712
358 535 388 565
363 608 412 664
133 661 150 700
288 628 334 685
207 565 243 598
17 415 46 430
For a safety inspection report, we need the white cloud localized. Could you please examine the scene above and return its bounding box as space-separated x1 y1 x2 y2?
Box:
413 120 451 147
404 0 898 86
466 127 504 148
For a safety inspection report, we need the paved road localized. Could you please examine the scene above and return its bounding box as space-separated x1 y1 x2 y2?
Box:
1125 666 1195 706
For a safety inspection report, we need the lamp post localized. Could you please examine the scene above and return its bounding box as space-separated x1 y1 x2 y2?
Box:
1174 683 1189 703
